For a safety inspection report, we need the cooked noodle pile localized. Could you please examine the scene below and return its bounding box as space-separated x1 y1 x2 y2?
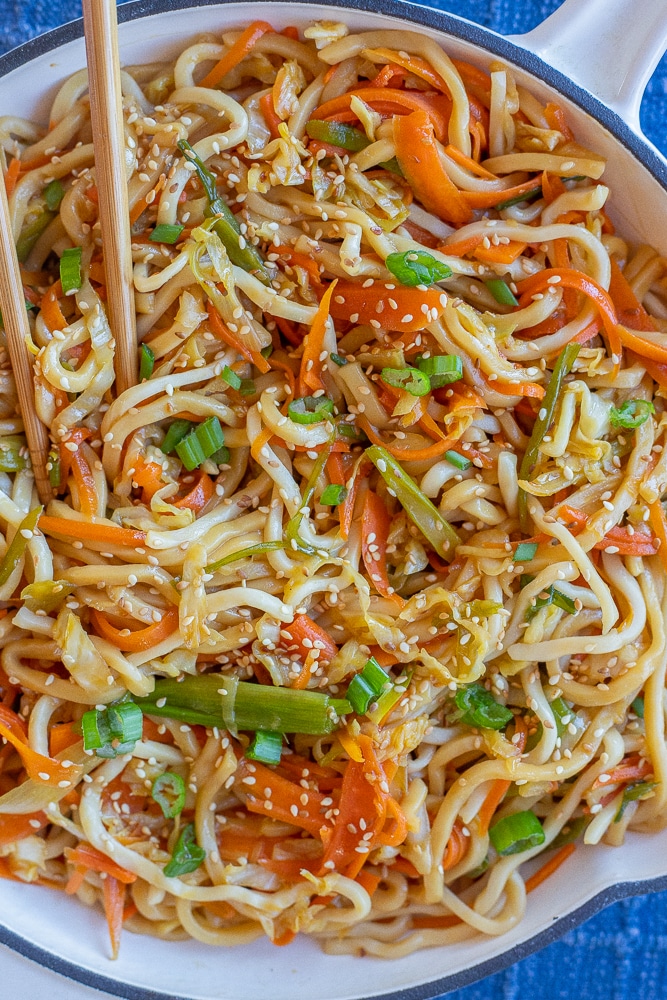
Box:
0 18 666 958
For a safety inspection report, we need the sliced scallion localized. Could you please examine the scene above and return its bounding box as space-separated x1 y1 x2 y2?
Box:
381 366 430 396
347 657 391 716
489 809 545 856
81 701 143 759
139 342 155 381
246 730 283 765
513 542 538 562
222 366 242 390
320 484 347 506
485 279 519 307
416 354 463 387
149 223 185 245
330 352 348 367
445 450 471 471
526 585 577 621
59 246 82 294
454 683 513 731
287 396 334 425
151 772 186 819
163 822 206 878
385 250 452 288
161 419 193 455
44 179 65 211
175 417 225 471
609 399 655 429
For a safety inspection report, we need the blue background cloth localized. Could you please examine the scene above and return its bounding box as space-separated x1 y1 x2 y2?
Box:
0 2 665 999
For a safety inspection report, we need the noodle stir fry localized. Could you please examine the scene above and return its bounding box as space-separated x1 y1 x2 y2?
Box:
0 18 666 958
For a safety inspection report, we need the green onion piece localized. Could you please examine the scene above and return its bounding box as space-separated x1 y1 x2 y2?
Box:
222 366 242 390
416 354 463 388
615 780 657 821
519 574 535 589
48 451 61 488
44 179 64 211
81 701 143 759
549 696 573 737
518 343 580 530
205 540 285 573
360 656 391 694
551 815 588 850
330 353 348 367
467 855 490 879
149 223 185 245
385 250 452 288
381 366 431 396
367 670 412 725
134 675 350 735
526 584 577 620
0 436 27 473
151 772 186 819
161 419 193 455
21 579 74 614
454 683 513 730
609 399 655 429
239 379 256 396
489 809 545 856
246 730 283 765
320 484 347 506
346 656 391 715
445 450 471 471
496 186 542 210
305 120 371 152
210 445 230 465
139 342 155 381
59 246 83 294
16 209 55 262
0 505 42 587
288 396 334 425
366 445 460 560
631 697 645 719
175 417 225 471
163 822 206 878
175 434 206 471
513 542 538 562
261 344 273 359
177 139 268 280
285 445 331 555
485 279 519 307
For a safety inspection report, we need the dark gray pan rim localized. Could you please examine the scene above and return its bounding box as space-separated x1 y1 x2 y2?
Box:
0 0 666 997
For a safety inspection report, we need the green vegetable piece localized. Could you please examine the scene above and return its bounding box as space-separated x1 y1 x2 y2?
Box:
385 250 452 288
346 674 376 715
519 574 535 589
416 354 463 388
205 540 285 573
551 814 588 850
330 353 348 367
44 179 64 211
513 542 538 562
305 119 371 152
526 585 577 621
177 139 268 280
496 186 542 210
222 366 242 390
47 451 61 488
549 696 573 737
59 246 83 294
139 342 155 381
366 445 460 560
175 417 225 471
239 379 256 396
0 505 42 587
320 484 347 506
445 450 471 471
246 730 283 765
21 579 74 614
81 701 143 759
609 399 655 429
210 445 230 465
149 224 185 245
287 396 334 425
161 419 193 455
518 343 580 530
285 446 330 556
615 781 657 821
16 209 56 262
0 436 27 473
454 683 513 730
152 772 186 819
485 279 519 307
163 822 206 878
489 809 545 856
381 366 431 396
631 697 645 719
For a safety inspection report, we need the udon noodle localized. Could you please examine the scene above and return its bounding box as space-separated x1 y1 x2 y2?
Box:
0 17 666 958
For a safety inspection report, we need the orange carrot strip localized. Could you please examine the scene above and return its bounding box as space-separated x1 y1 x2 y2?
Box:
299 281 337 394
312 90 449 142
461 175 542 209
238 758 330 838
282 613 338 663
491 379 545 399
200 21 274 89
102 876 126 959
0 812 47 847
442 818 468 870
356 869 381 896
260 91 282 140
40 281 67 332
70 448 99 519
0 705 72 785
272 244 322 287
206 301 270 373
132 458 164 504
394 111 472 226
474 240 528 265
38 515 146 548
4 157 21 196
49 722 80 758
544 103 573 141
90 606 179 653
609 259 657 332
592 755 652 788
525 843 576 893
329 277 446 333
359 417 458 462
173 472 214 512
443 144 497 179
272 928 296 947
362 490 404 606
648 501 667 573
66 844 137 883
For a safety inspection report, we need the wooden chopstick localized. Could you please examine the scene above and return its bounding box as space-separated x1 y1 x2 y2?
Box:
0 177 52 506
82 0 138 394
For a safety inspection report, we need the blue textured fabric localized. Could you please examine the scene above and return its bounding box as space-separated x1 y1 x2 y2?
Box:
0 3 665 999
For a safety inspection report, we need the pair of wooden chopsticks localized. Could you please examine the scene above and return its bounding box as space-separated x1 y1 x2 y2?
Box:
0 0 137 506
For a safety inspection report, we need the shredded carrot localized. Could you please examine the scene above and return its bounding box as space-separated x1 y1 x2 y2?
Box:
90 606 179 653
206 300 270 373
299 280 337 394
38 515 147 548
4 157 21 196
200 21 274 89
272 928 296 947
40 281 68 332
648 500 667 574
474 239 528 265
359 417 458 462
544 102 574 141
259 91 283 140
49 722 80 758
442 818 468 870
592 754 652 788
173 472 214 512
609 259 657 332
282 613 338 663
272 244 322 288
525 842 576 893
238 757 330 837
0 705 72 785
132 458 164 504
0 812 47 847
338 729 364 763
329 277 446 334
70 447 99 519
361 490 405 606
442 144 496 179
102 875 127 959
356 869 381 897
394 111 472 226
66 844 137 884
311 90 449 142
491 378 545 399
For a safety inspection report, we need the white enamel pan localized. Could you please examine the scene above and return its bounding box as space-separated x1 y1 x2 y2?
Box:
0 1 666 997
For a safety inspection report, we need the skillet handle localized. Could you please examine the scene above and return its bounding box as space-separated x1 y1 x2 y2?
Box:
509 0 667 131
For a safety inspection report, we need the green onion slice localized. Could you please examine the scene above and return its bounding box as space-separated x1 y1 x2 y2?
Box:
609 399 655 429
222 366 242 390
445 450 471 471
631 697 645 719
139 342 155 381
526 585 577 620
305 120 371 152
615 781 657 821
381 366 431 396
246 730 283 765
330 353 348 367
149 224 185 245
320 484 347 506
161 419 193 455
385 250 452 288
513 542 538 562
496 186 542 210
163 822 206 878
489 809 545 856
44 179 65 211
454 683 513 731
485 279 519 307
175 417 225 471
152 772 186 818
81 701 143 759
0 505 42 588
287 396 334 425
59 246 82 294
416 354 463 387
346 657 391 716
